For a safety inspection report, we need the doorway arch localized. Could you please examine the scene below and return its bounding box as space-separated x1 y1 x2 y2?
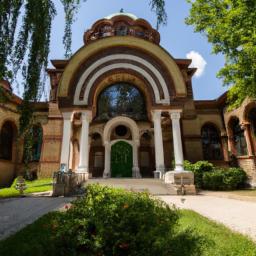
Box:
103 116 140 178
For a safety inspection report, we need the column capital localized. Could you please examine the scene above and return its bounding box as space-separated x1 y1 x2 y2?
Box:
81 111 92 122
104 141 110 146
151 110 162 121
169 110 182 120
240 121 250 130
62 111 74 121
134 139 140 146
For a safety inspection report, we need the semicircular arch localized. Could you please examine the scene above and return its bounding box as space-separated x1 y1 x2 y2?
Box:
58 37 187 108
103 116 140 143
89 71 153 120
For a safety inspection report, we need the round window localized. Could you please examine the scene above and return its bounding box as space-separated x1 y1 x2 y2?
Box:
115 125 128 137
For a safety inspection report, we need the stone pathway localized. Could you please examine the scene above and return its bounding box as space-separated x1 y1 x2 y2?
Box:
87 178 176 194
159 195 256 242
1 180 256 243
0 195 73 240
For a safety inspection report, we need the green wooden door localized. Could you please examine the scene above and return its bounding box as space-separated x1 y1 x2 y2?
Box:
111 141 133 177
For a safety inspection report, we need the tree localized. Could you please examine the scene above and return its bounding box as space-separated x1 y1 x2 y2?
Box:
0 0 167 134
186 0 256 109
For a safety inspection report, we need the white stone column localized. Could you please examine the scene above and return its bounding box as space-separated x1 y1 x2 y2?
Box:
164 110 195 191
103 142 111 178
60 112 73 170
77 111 92 175
170 110 184 172
152 110 165 178
132 140 141 178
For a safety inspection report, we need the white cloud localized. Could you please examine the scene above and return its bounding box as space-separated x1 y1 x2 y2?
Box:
186 51 207 78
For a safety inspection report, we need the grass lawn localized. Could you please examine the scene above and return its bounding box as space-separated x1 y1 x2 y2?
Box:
0 209 255 256
227 189 256 197
179 210 256 256
0 178 53 198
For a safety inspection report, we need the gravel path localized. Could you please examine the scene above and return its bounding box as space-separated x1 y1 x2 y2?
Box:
1 191 256 243
0 196 74 240
159 195 256 242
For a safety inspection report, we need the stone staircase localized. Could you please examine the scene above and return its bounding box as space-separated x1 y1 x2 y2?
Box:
86 178 178 195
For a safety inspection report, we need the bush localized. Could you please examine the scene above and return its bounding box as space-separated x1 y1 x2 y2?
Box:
53 184 201 256
202 171 225 190
202 168 247 190
184 161 214 188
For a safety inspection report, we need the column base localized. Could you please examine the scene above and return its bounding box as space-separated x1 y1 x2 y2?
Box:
103 169 110 178
164 170 194 184
154 167 165 179
75 171 89 182
164 170 196 195
132 167 141 178
53 171 87 197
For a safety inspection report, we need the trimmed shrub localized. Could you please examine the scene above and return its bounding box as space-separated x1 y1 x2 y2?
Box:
53 184 201 256
184 160 214 188
202 171 225 190
202 168 247 190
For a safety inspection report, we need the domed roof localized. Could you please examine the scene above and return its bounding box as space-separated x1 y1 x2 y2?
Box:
105 12 138 20
84 12 160 45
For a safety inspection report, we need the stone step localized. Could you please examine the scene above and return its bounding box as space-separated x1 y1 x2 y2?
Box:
86 178 178 195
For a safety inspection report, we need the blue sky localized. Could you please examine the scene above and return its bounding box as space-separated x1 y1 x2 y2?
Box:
47 0 226 100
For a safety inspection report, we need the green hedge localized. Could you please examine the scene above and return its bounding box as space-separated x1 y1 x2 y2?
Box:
53 184 201 256
203 168 247 191
184 161 247 190
184 161 214 188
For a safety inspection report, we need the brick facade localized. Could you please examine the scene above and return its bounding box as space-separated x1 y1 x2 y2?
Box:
0 14 255 187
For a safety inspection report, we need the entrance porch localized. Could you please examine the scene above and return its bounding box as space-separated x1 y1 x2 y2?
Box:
59 110 195 191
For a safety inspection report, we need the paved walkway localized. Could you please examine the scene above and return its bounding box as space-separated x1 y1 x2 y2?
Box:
159 195 256 242
0 196 73 240
1 181 256 243
87 178 176 194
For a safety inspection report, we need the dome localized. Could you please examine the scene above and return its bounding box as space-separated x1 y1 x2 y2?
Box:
105 12 138 20
84 12 160 45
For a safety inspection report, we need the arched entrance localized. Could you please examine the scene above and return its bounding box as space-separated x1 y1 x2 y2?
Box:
103 116 140 178
111 141 133 177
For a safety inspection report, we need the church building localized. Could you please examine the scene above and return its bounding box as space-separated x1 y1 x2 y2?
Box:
1 13 256 187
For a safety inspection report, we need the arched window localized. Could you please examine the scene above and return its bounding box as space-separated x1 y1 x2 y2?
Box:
32 125 43 161
0 121 14 160
248 107 256 138
97 83 147 121
230 118 247 156
201 124 223 160
24 124 43 162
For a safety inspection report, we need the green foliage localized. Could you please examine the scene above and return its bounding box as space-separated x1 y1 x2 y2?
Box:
61 0 87 58
186 0 256 109
203 167 247 191
180 210 256 256
184 160 214 188
53 184 201 256
149 0 167 30
0 212 60 256
0 178 52 198
1 209 256 256
184 160 247 190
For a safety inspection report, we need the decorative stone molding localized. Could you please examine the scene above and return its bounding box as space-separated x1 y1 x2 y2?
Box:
62 111 74 121
103 116 140 143
74 54 171 106
83 14 160 45
58 37 187 101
